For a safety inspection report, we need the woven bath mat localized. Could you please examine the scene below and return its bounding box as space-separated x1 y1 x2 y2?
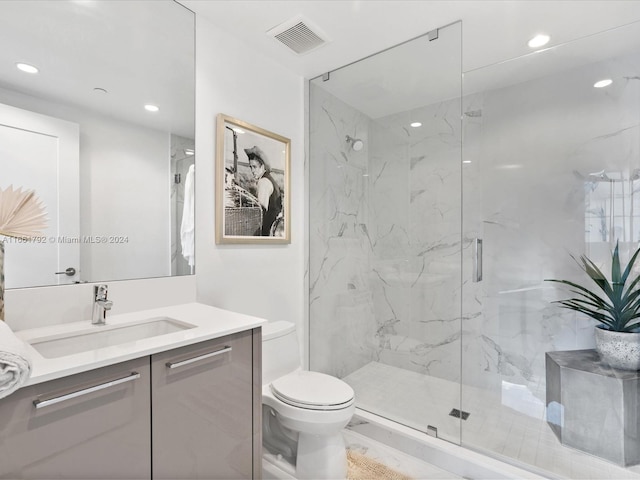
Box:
347 449 413 480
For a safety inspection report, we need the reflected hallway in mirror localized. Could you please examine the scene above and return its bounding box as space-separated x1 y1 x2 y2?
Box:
0 0 196 288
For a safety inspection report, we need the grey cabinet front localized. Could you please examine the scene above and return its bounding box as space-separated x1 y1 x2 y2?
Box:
0 356 151 479
151 330 254 479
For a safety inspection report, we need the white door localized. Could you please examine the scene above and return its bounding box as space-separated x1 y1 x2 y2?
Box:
0 103 80 287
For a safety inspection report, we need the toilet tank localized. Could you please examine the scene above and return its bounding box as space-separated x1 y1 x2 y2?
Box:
262 321 300 385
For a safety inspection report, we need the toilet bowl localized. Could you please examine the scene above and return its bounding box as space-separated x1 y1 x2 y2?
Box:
262 321 355 479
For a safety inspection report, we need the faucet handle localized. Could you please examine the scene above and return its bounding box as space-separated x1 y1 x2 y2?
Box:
92 284 112 325
100 299 114 310
94 284 108 301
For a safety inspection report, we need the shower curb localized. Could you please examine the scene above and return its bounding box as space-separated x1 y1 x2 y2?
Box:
347 409 557 480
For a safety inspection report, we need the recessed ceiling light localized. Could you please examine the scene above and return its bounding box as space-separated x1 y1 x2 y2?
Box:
594 79 613 88
410 122 422 128
144 104 159 112
16 62 38 74
528 34 550 49
463 160 472 164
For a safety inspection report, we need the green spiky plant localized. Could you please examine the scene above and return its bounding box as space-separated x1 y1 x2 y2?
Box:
545 243 640 333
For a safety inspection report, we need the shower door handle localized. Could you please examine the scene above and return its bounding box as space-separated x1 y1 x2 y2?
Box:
55 267 76 276
473 238 483 282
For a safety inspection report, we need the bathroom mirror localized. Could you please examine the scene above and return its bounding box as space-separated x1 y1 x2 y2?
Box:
0 0 195 289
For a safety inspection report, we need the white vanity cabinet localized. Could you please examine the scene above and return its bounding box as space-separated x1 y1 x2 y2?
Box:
0 327 262 479
0 356 151 479
151 329 257 479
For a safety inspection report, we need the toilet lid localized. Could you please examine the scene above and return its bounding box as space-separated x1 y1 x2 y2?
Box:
270 371 354 411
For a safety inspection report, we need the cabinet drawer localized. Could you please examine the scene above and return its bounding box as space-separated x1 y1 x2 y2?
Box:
151 330 254 479
0 356 151 479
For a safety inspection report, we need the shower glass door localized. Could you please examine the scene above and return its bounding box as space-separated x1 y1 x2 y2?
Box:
309 22 463 443
461 20 640 478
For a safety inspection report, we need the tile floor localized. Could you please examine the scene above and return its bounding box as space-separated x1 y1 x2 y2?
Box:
344 361 640 480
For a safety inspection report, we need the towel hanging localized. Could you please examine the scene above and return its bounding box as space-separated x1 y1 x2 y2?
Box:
180 164 195 272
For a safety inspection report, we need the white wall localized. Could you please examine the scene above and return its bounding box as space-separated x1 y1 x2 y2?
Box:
80 116 171 281
194 16 305 330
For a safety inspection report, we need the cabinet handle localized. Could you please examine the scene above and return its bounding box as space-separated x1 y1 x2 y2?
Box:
166 346 232 369
33 372 141 409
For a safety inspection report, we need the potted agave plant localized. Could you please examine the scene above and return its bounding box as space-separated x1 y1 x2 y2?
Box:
546 242 640 370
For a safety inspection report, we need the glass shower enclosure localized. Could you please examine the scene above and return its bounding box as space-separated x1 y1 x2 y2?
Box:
459 21 640 477
309 18 640 480
309 22 463 444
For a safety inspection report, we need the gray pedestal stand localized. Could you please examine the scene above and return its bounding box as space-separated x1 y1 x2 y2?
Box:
546 349 639 466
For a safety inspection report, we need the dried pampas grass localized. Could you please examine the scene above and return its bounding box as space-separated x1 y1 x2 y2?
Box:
0 185 48 239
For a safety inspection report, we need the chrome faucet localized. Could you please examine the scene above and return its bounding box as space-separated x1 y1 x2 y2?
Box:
92 284 113 325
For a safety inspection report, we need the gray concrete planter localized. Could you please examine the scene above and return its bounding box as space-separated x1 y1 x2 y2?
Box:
594 326 640 371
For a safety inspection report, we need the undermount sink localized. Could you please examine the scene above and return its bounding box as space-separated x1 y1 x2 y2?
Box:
29 317 196 359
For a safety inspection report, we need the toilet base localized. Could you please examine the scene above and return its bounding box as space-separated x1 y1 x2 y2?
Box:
296 431 347 480
263 453 297 480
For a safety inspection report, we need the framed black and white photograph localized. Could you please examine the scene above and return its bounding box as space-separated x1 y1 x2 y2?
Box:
216 114 291 244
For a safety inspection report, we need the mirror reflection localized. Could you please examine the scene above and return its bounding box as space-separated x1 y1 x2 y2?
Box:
0 0 195 289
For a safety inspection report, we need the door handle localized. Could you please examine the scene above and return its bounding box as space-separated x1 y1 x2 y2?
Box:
473 238 483 282
55 267 76 276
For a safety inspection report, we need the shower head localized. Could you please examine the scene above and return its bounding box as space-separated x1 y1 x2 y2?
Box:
346 135 364 151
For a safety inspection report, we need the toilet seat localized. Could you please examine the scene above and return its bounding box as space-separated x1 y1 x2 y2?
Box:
270 371 354 411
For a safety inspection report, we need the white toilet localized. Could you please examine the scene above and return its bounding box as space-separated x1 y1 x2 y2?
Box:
262 321 355 480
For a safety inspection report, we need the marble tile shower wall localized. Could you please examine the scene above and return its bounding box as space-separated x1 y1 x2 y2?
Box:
309 82 462 382
368 101 462 382
309 84 377 378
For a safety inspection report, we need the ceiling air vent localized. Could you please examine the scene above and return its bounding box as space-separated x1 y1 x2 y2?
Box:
267 15 328 55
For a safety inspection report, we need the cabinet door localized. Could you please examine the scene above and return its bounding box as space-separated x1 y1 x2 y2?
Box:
0 356 151 479
152 330 254 479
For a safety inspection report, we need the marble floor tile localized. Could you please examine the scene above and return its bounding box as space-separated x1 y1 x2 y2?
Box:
344 361 640 480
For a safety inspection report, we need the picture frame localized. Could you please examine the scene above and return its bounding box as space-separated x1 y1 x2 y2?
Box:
216 114 291 244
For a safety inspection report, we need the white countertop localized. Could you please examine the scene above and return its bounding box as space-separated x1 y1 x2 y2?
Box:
15 302 267 386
